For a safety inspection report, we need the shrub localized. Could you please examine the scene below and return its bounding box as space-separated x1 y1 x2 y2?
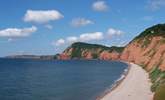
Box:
149 67 164 92
154 84 165 100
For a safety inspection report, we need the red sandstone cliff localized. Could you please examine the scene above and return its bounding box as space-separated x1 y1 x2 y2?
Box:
120 24 165 95
121 36 165 71
57 42 124 60
121 24 165 71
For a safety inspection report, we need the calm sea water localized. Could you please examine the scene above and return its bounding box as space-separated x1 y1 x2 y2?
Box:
0 58 127 100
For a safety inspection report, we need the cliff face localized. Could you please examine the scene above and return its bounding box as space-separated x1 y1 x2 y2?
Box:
121 24 165 71
121 36 165 71
121 24 165 92
58 42 124 60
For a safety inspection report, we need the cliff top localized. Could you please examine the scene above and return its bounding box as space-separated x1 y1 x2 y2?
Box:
134 24 165 40
66 42 124 53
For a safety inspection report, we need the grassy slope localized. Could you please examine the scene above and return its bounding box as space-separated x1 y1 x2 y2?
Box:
134 24 165 40
64 42 124 58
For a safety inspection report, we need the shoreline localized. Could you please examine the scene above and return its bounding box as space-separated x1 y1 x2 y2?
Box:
96 62 131 100
99 62 153 100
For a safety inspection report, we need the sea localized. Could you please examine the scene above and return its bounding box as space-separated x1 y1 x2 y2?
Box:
0 58 128 100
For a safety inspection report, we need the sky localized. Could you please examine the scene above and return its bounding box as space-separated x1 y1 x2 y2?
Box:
0 0 165 57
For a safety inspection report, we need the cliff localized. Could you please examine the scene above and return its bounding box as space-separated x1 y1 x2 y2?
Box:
121 24 165 71
120 24 165 92
57 42 124 60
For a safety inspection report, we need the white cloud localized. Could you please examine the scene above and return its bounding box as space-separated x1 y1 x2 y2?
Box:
107 28 124 38
45 24 53 29
147 0 165 10
24 10 64 23
66 36 78 43
80 32 103 41
92 1 109 12
71 18 94 27
0 26 37 38
54 39 65 46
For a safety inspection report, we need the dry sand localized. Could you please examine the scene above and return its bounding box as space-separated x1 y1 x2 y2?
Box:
100 63 153 100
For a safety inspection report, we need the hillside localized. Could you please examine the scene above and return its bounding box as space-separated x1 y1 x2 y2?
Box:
120 24 165 95
121 24 165 71
6 55 55 60
133 24 165 40
57 42 124 60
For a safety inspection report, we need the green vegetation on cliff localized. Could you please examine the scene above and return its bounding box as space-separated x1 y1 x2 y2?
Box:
135 24 165 40
70 42 124 52
149 67 165 92
131 24 165 48
154 84 165 100
64 42 124 58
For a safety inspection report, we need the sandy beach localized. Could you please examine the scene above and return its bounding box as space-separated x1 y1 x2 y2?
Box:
100 63 153 100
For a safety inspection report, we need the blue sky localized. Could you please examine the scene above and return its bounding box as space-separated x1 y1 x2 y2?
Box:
0 0 165 57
